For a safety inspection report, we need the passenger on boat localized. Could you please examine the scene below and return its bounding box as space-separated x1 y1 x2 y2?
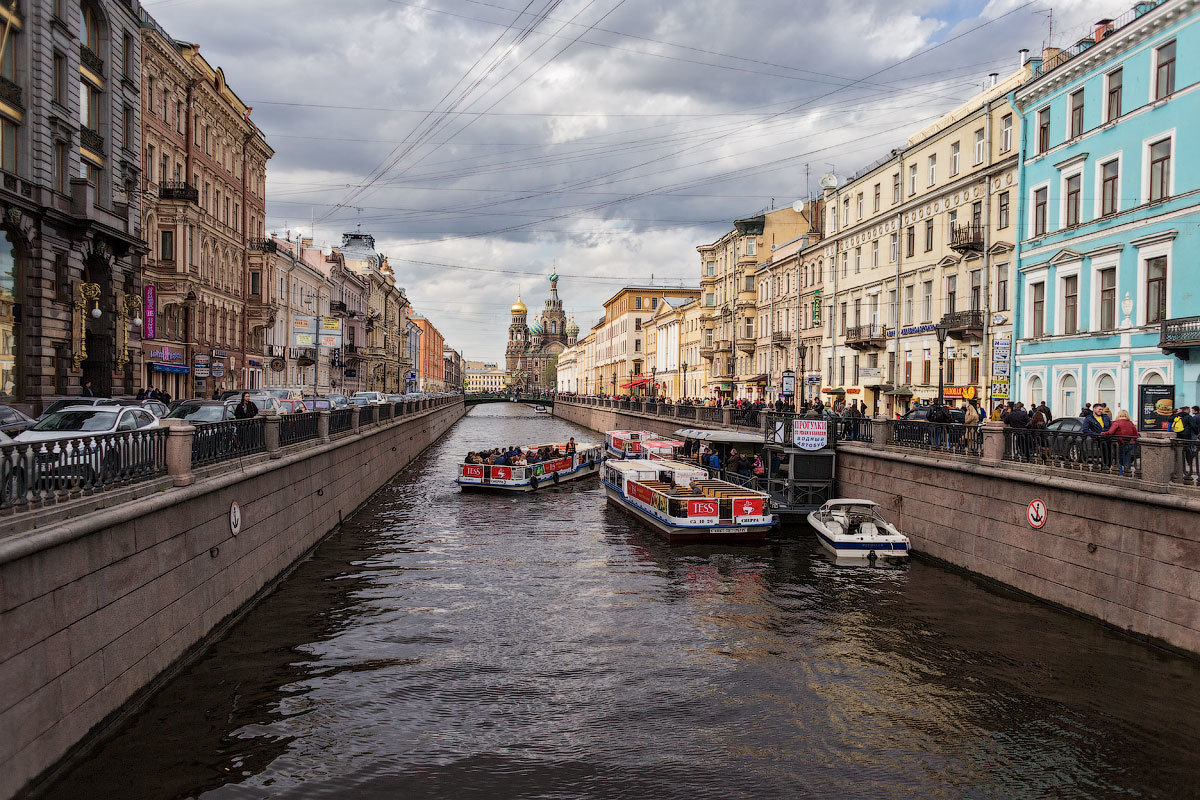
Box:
727 448 743 474
566 438 577 455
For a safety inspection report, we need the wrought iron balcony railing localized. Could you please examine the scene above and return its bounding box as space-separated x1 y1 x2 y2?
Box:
940 310 985 338
0 75 22 111
949 224 984 253
249 237 278 253
80 44 104 77
158 181 198 202
1160 316 1200 357
846 323 888 349
79 125 104 156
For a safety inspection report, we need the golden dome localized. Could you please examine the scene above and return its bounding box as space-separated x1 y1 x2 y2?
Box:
511 294 527 314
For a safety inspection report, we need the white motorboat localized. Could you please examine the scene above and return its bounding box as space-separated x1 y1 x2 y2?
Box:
534 405 550 414
806 499 910 560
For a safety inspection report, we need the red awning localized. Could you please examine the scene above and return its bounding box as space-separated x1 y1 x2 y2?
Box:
621 377 653 389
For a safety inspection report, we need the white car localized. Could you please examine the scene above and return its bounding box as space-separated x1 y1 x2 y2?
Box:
6 406 162 498
353 391 387 405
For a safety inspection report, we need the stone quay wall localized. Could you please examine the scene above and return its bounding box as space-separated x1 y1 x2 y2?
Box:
0 400 466 799
553 399 1200 657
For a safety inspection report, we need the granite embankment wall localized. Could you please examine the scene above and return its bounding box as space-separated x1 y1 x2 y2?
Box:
837 442 1200 656
0 401 465 799
554 400 1200 656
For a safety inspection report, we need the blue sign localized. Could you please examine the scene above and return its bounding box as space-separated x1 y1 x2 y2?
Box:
887 323 936 338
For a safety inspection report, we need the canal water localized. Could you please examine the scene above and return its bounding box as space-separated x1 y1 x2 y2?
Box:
44 404 1200 800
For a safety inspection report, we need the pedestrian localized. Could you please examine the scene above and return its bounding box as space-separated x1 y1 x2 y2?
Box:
233 392 258 419
136 387 147 401
1103 409 1140 477
964 399 980 451
1037 400 1053 423
81 379 95 397
1005 401 1031 460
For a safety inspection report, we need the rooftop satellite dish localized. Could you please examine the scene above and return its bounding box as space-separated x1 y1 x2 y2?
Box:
819 173 838 190
791 199 806 212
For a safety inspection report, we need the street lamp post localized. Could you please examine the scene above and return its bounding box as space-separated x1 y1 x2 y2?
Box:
798 346 806 406
650 367 656 400
935 322 949 406
681 361 687 401
612 368 616 398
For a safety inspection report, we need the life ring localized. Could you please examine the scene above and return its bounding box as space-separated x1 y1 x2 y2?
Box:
529 474 539 491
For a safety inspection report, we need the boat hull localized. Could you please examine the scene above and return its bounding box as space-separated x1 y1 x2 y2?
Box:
456 459 600 492
807 512 910 560
604 484 773 545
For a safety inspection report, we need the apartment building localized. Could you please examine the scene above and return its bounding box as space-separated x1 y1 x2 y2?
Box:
594 285 700 395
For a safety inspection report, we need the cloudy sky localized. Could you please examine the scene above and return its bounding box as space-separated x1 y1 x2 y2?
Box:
142 0 1110 363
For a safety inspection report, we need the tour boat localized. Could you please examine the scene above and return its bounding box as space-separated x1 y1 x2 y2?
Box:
456 442 603 492
643 438 684 460
806 499 910 561
604 430 658 459
534 405 550 414
602 458 776 545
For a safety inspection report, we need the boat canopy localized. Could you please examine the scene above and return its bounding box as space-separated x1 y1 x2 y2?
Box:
673 428 763 444
821 498 879 508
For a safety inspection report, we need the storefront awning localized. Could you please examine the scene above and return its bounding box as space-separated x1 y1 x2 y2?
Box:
883 385 914 396
741 373 769 386
822 387 846 395
152 363 190 374
621 376 652 389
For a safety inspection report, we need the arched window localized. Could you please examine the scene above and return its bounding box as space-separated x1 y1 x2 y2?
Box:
0 232 19 398
1027 374 1044 406
1096 373 1116 411
1058 373 1078 416
1142 371 1165 386
80 4 102 53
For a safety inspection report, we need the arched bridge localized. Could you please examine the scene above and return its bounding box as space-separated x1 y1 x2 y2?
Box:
464 394 554 408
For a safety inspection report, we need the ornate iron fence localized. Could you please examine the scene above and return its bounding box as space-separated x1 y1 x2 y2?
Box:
675 405 696 420
698 406 722 423
1003 428 1140 478
1172 439 1199 486
0 428 168 511
330 408 355 435
192 418 266 466
891 420 980 456
280 412 320 446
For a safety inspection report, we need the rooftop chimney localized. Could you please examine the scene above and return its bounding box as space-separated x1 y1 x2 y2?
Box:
989 72 999 87
1095 18 1114 42
1019 48 1030 67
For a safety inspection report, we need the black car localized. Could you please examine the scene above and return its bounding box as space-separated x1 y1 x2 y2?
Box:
894 405 970 447
166 400 235 424
0 404 35 435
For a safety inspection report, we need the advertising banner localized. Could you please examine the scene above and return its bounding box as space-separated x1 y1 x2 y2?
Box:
461 465 483 481
294 333 315 347
142 285 157 340
686 498 719 524
991 378 1010 400
734 497 765 523
652 494 670 516
320 317 341 333
781 370 796 395
1138 384 1176 431
491 466 512 481
792 419 828 450
627 481 655 506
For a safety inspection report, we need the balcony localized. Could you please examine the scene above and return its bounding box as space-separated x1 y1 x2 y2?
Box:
714 338 732 352
1160 316 1200 360
249 237 277 253
772 331 792 347
158 180 198 202
940 309 986 340
0 75 23 112
80 44 104 77
699 345 714 359
330 300 348 315
949 224 984 253
846 323 888 350
736 339 755 354
79 124 104 156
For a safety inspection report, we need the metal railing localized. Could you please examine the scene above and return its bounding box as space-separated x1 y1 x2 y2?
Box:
379 404 393 421
280 412 319 446
158 181 198 202
675 405 697 420
192 418 266 466
330 408 355 434
1160 316 1200 352
0 429 168 510
1003 428 1141 478
731 407 760 428
949 223 984 252
1172 439 1200 486
846 323 887 346
941 309 985 333
698 406 722 423
891 420 981 456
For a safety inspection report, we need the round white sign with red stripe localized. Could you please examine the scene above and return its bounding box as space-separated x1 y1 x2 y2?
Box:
1027 498 1047 529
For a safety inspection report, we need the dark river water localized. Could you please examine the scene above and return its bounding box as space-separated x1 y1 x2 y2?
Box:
43 404 1200 800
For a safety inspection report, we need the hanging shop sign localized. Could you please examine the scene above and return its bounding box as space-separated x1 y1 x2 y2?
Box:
270 357 286 372
149 345 185 364
990 378 1010 400
193 365 210 378
211 349 229 359
781 370 796 395
942 386 978 400
212 363 226 378
811 290 821 325
142 285 157 340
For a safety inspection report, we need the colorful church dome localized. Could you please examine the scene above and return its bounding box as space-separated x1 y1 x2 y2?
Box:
529 319 544 335
566 317 579 335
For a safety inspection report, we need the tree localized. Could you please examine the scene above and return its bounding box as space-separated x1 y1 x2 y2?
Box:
542 354 559 389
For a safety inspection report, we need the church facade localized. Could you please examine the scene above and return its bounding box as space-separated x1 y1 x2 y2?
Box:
505 272 577 391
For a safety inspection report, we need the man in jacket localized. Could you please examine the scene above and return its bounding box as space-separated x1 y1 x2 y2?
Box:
1006 402 1031 459
1036 401 1053 423
233 393 259 420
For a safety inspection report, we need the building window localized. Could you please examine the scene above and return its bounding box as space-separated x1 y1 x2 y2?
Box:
1037 107 1050 154
1065 174 1081 227
974 128 985 164
921 280 932 322
946 357 955 385
53 141 69 193
1101 159 1119 215
651 297 658 310
840 302 847 335
996 263 1009 312
1146 256 1166 324
1063 275 1079 335
122 32 134 77
905 356 912 385
970 270 982 311
908 163 917 195
854 247 861 273
1148 138 1171 201
904 285 914 325
1106 68 1122 122
905 226 915 258
53 51 68 106
705 260 714 276
889 233 897 263
892 172 900 203
160 229 174 262
1032 282 1045 337
705 292 714 306
927 154 936 186
922 354 931 386
841 252 847 278
1099 267 1116 330
79 4 101 51
871 240 878 268
924 219 933 251
79 80 100 132
1069 90 1084 138
250 271 261 297
1033 187 1048 236
1154 40 1175 99
856 192 863 219
0 117 16 173
744 274 754 291
950 142 960 175
746 239 756 255
873 183 880 212
945 275 956 315
634 296 642 310
1001 114 1012 152
970 355 980 385
998 191 1010 229
123 104 134 150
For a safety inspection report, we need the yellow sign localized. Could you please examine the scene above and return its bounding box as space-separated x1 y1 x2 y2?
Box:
320 317 341 332
294 333 315 346
293 318 313 331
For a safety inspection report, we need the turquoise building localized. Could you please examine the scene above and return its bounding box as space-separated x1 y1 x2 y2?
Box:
1012 0 1200 417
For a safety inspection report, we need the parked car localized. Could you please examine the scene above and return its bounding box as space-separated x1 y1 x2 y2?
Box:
894 404 969 447
132 398 171 418
348 396 371 407
8 406 162 498
353 391 386 405
324 393 349 409
385 393 405 404
235 395 283 415
166 400 234 424
37 397 119 419
301 398 333 411
279 399 308 415
0 404 36 435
